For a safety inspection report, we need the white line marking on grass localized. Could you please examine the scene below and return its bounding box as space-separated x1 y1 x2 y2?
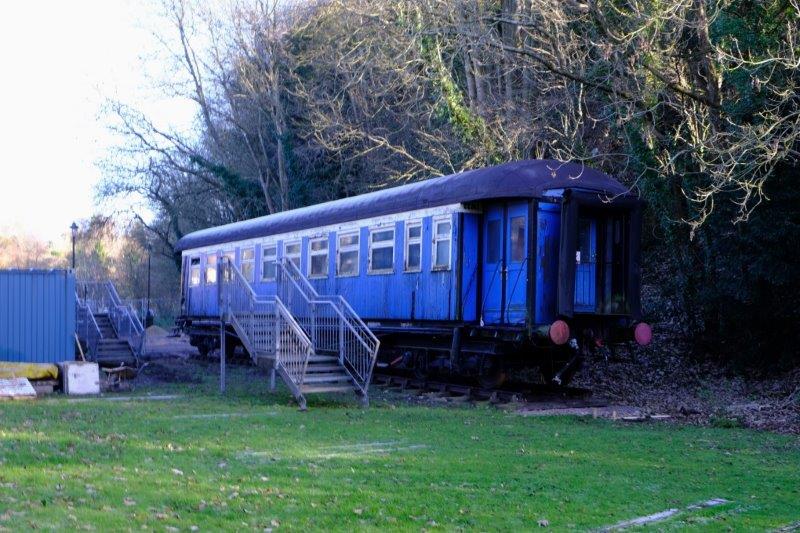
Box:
237 442 428 462
64 394 183 402
324 441 401 450
172 412 276 419
315 442 428 459
687 498 729 510
774 520 800 532
602 498 730 531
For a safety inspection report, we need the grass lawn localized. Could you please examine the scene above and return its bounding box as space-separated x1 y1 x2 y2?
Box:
1 363 798 531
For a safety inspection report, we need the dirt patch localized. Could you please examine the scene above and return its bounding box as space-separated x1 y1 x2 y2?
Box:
137 357 205 385
143 332 198 359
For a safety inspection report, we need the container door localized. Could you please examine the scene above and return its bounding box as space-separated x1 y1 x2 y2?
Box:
574 217 597 312
481 204 505 324
504 201 528 324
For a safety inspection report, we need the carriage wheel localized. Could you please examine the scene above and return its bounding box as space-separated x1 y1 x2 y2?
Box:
477 355 507 389
196 341 211 359
412 350 429 380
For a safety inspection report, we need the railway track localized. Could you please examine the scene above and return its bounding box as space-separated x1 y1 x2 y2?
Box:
372 372 606 408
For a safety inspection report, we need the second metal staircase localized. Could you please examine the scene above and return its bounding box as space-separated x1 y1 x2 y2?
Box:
220 257 380 409
75 281 144 366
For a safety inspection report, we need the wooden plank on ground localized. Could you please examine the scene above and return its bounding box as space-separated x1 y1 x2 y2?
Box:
0 378 37 400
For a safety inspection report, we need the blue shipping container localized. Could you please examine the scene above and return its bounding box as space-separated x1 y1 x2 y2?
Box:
0 269 76 363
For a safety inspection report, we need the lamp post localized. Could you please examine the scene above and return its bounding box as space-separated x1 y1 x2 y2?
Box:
146 243 152 327
70 222 78 270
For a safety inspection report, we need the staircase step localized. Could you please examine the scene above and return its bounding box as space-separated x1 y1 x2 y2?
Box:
307 355 338 363
305 364 344 373
302 373 352 384
300 384 356 394
95 357 137 367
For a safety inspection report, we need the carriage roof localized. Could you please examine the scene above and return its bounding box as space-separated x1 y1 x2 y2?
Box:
175 159 632 252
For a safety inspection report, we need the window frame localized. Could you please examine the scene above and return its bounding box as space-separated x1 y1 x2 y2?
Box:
205 253 218 285
368 226 395 275
221 250 235 282
261 243 277 282
240 246 255 282
283 240 301 270
509 215 526 263
336 230 360 277
404 220 422 273
432 216 453 271
189 256 201 287
307 235 329 279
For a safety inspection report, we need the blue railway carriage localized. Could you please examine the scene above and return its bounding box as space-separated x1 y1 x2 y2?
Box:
175 160 651 386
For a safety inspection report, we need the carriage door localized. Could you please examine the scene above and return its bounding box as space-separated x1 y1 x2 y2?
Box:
574 217 598 312
187 256 203 316
481 204 505 324
481 201 529 325
504 202 528 324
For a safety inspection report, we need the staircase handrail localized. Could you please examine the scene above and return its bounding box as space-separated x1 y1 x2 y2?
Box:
277 257 380 393
221 257 313 397
105 281 145 335
280 258 380 347
75 294 102 360
76 279 144 357
277 267 373 354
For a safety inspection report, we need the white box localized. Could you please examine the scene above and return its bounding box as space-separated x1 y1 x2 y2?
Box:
61 362 100 395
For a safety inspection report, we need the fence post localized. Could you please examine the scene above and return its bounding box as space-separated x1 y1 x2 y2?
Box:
274 309 281 369
339 316 345 365
219 260 227 394
220 318 226 393
311 302 317 351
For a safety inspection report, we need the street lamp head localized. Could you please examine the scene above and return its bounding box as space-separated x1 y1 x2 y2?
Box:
70 222 78 238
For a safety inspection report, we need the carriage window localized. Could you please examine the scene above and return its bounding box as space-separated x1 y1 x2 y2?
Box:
510 216 525 262
308 237 328 278
189 257 201 287
369 228 394 274
262 245 277 281
284 241 301 270
405 221 422 272
486 220 501 263
221 251 235 282
241 247 255 282
432 218 452 270
337 232 359 276
205 254 217 284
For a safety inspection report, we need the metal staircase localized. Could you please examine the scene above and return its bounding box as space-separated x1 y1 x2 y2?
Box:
75 281 144 366
220 257 380 409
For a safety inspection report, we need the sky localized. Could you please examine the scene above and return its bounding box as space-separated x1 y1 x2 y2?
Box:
0 0 197 244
